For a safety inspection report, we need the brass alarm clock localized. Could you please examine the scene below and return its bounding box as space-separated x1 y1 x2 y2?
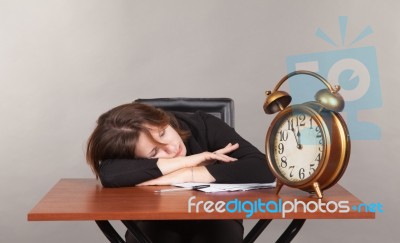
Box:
264 70 350 198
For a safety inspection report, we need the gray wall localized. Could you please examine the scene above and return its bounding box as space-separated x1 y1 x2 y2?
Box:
1 0 398 242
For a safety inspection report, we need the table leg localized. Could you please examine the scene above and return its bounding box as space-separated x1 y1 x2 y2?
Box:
276 219 306 243
243 219 273 243
96 219 305 243
122 220 153 243
95 220 125 243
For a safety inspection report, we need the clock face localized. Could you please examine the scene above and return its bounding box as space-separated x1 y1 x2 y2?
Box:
271 111 326 182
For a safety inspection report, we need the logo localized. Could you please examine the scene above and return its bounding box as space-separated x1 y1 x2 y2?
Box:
286 16 382 140
187 196 383 218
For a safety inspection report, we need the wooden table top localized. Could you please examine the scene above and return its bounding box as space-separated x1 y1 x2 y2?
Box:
28 178 375 221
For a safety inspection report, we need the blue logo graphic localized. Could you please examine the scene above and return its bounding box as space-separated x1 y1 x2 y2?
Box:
286 16 382 140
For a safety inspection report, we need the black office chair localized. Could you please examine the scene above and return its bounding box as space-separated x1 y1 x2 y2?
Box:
134 98 234 128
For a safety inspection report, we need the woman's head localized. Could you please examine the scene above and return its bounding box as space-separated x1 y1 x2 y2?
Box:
86 103 189 177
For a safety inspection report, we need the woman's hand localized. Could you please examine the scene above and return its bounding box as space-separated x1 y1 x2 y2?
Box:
186 143 239 167
157 143 239 175
213 142 239 156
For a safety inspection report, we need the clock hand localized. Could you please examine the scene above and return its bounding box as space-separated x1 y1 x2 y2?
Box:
291 127 302 149
296 129 302 148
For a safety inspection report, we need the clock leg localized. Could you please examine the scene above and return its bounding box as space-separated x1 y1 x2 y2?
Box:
275 180 284 195
313 182 323 198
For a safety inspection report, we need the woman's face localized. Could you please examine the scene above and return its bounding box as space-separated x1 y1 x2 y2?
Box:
135 125 187 159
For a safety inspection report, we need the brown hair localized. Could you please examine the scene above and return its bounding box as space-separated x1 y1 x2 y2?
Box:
86 102 189 178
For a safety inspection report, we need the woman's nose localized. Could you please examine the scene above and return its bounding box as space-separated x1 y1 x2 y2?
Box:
163 144 177 156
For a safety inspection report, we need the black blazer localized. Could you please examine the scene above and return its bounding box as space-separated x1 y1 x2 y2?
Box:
99 111 275 187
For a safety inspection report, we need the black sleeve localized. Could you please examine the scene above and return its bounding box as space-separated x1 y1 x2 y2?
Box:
99 158 162 187
201 113 275 183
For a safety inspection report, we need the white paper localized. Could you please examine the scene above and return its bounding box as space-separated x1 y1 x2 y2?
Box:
172 182 276 193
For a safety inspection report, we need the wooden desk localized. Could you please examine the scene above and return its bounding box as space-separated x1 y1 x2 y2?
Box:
28 179 375 242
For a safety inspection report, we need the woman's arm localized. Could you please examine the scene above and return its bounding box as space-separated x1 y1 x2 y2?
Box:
138 143 240 185
157 143 239 174
138 166 215 185
99 158 161 187
99 144 239 187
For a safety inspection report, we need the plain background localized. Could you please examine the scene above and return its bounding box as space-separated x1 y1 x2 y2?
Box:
1 0 399 242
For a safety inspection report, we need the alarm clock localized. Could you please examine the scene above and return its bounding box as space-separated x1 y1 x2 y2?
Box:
263 70 350 198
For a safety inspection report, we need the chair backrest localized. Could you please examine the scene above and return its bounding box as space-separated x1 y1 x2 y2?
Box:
134 98 235 128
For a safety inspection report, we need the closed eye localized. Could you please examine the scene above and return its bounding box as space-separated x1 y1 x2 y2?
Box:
149 147 159 158
159 128 166 137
